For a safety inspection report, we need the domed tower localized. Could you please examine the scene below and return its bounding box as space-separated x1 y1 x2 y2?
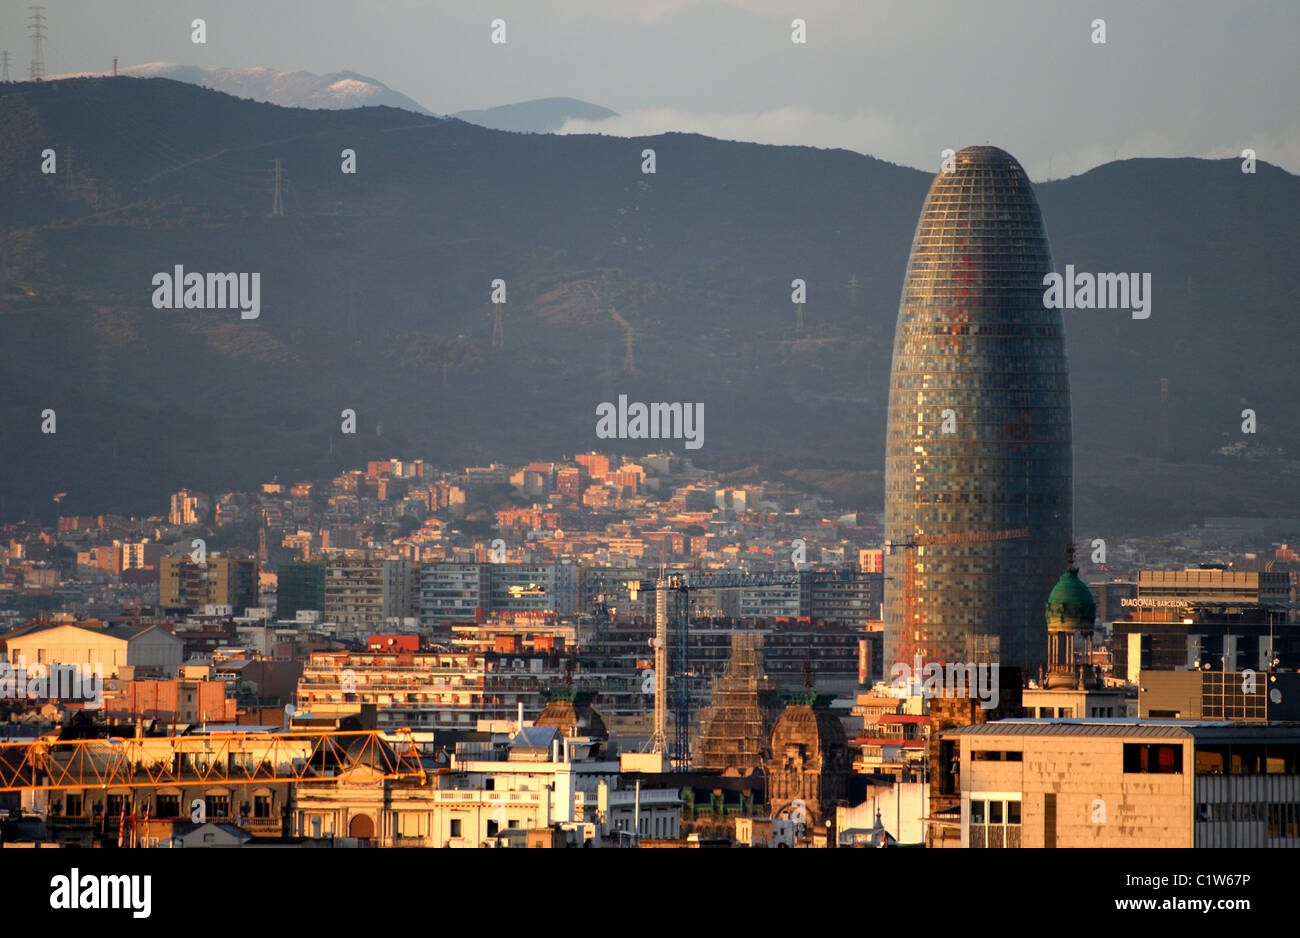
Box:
1044 567 1097 689
884 146 1072 675
764 694 849 830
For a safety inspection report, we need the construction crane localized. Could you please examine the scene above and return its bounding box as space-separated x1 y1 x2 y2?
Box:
0 729 426 794
584 569 799 771
884 528 1029 668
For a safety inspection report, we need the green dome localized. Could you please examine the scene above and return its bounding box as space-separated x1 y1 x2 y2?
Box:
1045 568 1096 628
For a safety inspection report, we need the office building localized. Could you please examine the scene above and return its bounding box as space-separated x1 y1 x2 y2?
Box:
884 146 1072 673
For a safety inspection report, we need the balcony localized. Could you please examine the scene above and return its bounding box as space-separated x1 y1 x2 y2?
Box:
242 815 283 835
969 823 1021 848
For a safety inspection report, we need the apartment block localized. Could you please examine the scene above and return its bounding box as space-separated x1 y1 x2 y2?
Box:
941 721 1300 848
323 554 415 629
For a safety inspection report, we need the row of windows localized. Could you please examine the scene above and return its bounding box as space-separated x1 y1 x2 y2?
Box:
891 364 1069 382
971 799 1022 824
61 793 273 818
888 423 1073 439
1196 803 1300 838
1194 744 1300 774
889 492 1068 506
1123 743 1183 774
899 322 1061 338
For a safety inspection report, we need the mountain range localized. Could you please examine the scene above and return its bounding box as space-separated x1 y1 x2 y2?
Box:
0 76 1296 537
44 63 436 115
44 64 616 135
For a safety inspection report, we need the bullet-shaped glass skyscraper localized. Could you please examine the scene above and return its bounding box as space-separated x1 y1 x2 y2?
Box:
884 146 1071 673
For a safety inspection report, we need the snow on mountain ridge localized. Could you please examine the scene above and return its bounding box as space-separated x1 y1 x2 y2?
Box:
42 63 434 115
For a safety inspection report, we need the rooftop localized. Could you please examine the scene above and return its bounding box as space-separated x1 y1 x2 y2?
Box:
945 719 1300 741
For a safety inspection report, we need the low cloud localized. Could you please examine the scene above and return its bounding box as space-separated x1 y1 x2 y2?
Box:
558 106 924 164
558 108 1300 180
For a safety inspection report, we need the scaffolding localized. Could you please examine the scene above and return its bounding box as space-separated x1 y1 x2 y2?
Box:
692 633 782 774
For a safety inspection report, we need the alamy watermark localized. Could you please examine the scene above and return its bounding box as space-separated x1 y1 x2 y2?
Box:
151 266 260 319
889 655 999 709
595 394 703 450
50 869 150 918
0 657 103 709
1043 266 1150 319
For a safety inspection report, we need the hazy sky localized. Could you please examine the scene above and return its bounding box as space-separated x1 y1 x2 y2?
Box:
11 0 1299 179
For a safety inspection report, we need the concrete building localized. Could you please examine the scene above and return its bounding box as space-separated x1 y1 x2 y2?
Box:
418 563 578 628
418 562 490 626
1113 603 1294 682
1139 669 1300 721
940 720 1300 848
160 555 256 611
1136 567 1291 606
799 567 884 625
295 646 565 731
738 583 800 619
106 677 237 723
292 725 680 847
5 622 183 680
169 490 210 526
323 554 415 630
276 560 325 621
488 563 578 616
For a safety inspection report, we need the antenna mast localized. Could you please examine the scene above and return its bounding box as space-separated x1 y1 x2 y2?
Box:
27 6 46 81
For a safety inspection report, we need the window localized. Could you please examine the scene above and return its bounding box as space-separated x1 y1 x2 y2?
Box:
253 795 272 818
206 794 230 818
106 794 126 819
1123 743 1182 774
65 794 83 817
1267 804 1299 839
396 813 427 838
449 818 463 838
970 797 1021 848
938 739 959 795
972 750 1023 762
156 795 180 818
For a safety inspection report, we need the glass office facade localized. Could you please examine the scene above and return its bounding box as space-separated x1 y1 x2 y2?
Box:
884 146 1072 673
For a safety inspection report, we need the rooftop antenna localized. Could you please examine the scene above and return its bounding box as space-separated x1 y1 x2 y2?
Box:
27 6 46 81
112 56 117 76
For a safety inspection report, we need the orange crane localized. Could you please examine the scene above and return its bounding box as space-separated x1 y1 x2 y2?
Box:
0 729 425 794
886 527 1029 666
